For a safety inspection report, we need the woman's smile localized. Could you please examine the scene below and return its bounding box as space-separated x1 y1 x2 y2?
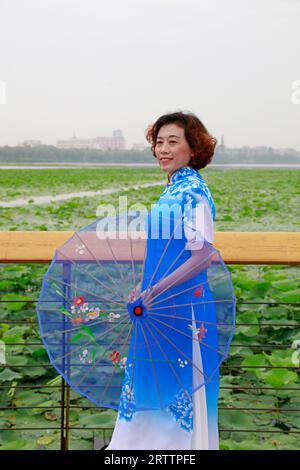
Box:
155 123 193 177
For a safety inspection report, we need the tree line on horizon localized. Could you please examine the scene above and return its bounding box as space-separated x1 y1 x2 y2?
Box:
0 145 299 164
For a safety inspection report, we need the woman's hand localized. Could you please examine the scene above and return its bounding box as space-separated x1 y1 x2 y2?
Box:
127 281 142 302
140 285 157 308
128 281 161 308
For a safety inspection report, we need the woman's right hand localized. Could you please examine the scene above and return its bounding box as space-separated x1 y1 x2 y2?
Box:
127 281 142 302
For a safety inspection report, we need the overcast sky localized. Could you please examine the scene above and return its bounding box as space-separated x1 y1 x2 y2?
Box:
0 0 299 149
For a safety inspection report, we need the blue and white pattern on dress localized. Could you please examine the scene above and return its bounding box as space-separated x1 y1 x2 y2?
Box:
166 388 194 432
118 364 136 421
159 166 216 222
107 164 223 450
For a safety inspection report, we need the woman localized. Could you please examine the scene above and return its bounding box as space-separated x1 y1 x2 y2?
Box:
106 111 234 450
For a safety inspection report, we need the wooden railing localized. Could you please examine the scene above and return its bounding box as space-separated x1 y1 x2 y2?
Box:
1 231 300 264
0 231 299 450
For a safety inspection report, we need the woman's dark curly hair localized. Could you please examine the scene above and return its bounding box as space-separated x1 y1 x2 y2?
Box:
145 111 217 170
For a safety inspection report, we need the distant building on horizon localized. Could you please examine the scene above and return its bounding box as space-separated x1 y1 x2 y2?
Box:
219 135 225 150
131 142 148 151
18 139 43 147
56 130 126 150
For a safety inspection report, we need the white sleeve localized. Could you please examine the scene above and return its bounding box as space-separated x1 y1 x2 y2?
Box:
183 197 214 250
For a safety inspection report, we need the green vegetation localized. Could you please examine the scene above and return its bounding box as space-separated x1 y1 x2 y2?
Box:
0 167 299 450
0 168 299 231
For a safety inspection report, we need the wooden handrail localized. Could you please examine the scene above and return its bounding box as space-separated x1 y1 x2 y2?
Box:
0 231 299 264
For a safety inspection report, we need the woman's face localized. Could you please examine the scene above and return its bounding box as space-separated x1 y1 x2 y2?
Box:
155 123 193 177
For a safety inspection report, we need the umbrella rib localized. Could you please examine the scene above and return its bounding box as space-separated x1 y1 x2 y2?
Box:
147 250 215 307
149 314 226 359
149 237 214 298
148 298 233 310
52 316 130 363
40 306 126 314
46 274 124 306
141 211 192 297
48 282 66 299
148 311 234 328
126 322 139 416
147 318 208 381
137 234 148 296
75 318 131 387
150 271 230 308
56 248 121 299
145 215 183 294
40 312 127 338
143 322 191 402
129 233 137 295
98 322 134 404
74 232 121 291
104 235 125 282
139 322 164 411
156 241 186 279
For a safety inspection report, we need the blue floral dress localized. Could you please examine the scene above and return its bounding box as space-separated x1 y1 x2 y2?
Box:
107 166 220 450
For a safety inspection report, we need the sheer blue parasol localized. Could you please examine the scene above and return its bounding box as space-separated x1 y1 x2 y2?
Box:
36 209 236 416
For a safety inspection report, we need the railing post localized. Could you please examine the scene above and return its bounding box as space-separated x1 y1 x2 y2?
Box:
60 377 67 450
60 261 71 450
60 378 71 450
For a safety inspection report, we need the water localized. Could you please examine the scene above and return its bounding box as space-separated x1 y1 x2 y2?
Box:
0 181 165 207
1 163 300 170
